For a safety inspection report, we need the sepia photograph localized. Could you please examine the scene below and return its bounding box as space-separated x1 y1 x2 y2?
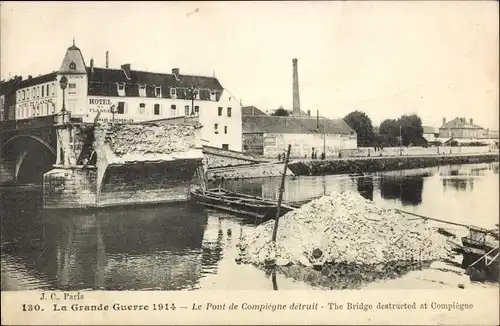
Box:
0 1 498 325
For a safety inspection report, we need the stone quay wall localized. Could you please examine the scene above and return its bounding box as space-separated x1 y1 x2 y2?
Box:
207 162 293 181
288 153 499 176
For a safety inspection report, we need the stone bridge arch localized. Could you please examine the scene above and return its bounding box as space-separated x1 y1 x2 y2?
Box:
0 134 57 185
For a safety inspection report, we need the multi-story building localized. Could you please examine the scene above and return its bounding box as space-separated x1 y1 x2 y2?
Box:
439 117 484 139
10 42 242 151
0 76 22 121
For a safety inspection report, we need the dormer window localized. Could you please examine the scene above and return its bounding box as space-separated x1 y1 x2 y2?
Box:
155 86 162 98
170 87 177 98
210 91 216 101
117 83 125 96
69 61 76 70
139 85 147 97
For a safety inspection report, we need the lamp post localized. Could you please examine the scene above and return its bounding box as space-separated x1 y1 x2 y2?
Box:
59 75 68 124
186 85 199 116
110 104 117 123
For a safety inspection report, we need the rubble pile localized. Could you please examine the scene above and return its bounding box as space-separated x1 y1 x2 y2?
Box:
238 191 450 269
99 123 197 156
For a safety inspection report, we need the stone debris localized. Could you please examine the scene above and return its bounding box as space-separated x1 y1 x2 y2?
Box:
98 123 197 157
238 191 451 270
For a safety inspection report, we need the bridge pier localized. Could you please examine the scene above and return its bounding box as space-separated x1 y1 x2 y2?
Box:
0 158 16 185
42 122 204 209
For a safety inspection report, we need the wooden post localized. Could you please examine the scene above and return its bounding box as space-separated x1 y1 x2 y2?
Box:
272 144 291 242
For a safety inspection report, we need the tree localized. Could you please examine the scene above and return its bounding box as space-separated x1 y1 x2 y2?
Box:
399 114 424 146
343 111 375 147
272 106 289 116
378 119 400 146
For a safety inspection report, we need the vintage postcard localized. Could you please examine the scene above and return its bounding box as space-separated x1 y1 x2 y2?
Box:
1 1 498 325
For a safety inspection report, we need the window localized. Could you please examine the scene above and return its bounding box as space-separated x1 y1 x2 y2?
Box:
41 85 45 97
214 123 219 133
46 84 49 96
117 83 125 96
227 107 232 117
224 126 227 134
69 61 76 70
52 83 55 95
194 106 199 115
222 144 229 150
154 104 160 115
139 103 145 114
185 105 190 116
117 102 125 114
210 91 216 101
69 83 76 89
171 104 176 110
218 107 223 116
170 87 177 98
139 85 146 97
155 86 162 98
37 86 40 97
22 90 25 100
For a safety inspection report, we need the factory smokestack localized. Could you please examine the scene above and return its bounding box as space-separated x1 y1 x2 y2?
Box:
106 51 109 69
292 58 301 116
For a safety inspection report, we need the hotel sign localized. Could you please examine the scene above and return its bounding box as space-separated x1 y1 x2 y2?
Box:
88 98 113 113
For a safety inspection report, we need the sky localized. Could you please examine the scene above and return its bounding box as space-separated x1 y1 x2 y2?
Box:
1 1 498 129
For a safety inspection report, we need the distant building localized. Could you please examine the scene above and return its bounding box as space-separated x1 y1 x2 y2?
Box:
9 42 242 151
242 115 357 158
481 129 499 140
422 126 439 143
439 117 484 139
241 106 267 116
0 76 22 121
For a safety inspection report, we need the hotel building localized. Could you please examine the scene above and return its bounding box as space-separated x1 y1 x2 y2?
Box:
10 42 242 151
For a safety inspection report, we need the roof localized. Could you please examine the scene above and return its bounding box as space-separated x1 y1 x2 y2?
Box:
242 115 355 135
59 44 87 74
87 67 224 101
0 76 22 96
16 72 58 89
422 126 438 134
242 106 267 116
440 117 483 129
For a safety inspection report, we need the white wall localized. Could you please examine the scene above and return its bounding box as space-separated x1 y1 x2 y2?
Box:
263 133 357 158
83 89 242 152
198 89 242 152
15 82 58 119
352 146 494 157
63 74 88 118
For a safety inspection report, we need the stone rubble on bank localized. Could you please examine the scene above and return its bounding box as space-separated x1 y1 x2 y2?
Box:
237 191 451 270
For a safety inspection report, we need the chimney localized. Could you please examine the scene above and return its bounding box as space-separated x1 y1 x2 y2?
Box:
28 75 32 79
292 58 301 116
90 58 94 73
442 117 446 125
470 118 473 125
316 110 319 129
121 64 131 79
307 110 311 116
172 68 180 81
106 51 109 68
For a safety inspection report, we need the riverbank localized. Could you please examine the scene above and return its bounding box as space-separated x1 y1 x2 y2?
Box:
288 152 499 176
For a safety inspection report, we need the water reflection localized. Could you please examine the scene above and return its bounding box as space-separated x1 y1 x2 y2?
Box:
380 176 424 206
442 178 475 192
356 177 374 201
2 162 499 290
1 193 216 290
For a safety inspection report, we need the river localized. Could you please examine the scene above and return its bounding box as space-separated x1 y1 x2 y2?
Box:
1 162 498 291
